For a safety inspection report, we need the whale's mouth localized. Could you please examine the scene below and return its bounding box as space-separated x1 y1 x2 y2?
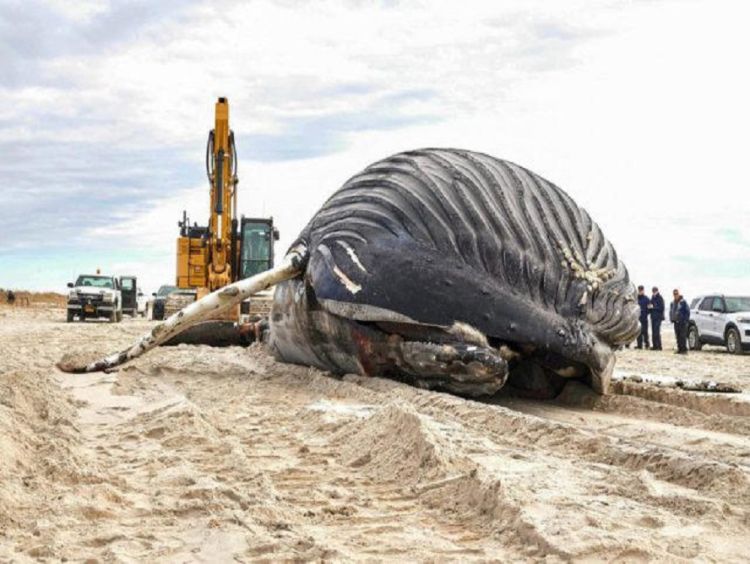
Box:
364 313 614 399
271 281 610 400
350 319 609 399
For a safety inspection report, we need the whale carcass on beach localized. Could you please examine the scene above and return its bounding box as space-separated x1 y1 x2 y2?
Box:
59 148 640 397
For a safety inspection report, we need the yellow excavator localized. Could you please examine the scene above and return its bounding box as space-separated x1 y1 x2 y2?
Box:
164 97 278 345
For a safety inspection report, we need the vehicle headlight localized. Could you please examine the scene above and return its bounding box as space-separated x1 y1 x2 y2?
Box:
68 290 77 300
102 292 115 302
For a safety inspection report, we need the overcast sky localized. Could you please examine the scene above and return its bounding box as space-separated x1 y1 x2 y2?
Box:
1 0 748 300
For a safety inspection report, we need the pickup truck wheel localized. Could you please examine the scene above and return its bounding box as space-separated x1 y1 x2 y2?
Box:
109 310 116 323
66 310 74 322
688 325 702 351
726 327 742 354
116 309 123 323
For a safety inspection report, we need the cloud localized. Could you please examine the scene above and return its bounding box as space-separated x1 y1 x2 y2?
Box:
674 256 750 280
239 89 441 161
0 83 439 258
2 0 748 301
716 228 750 248
0 137 199 252
0 0 199 87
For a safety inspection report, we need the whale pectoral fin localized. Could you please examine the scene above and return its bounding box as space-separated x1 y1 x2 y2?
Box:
310 237 450 313
389 341 508 397
308 237 566 356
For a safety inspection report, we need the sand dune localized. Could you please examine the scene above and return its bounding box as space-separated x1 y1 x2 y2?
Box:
1 306 748 561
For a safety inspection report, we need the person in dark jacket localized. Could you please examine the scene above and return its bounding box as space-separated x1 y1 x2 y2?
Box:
669 289 690 354
649 286 665 350
636 285 650 349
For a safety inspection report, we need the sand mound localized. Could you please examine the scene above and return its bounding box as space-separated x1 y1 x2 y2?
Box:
336 402 450 484
0 371 89 532
330 402 560 555
127 398 222 449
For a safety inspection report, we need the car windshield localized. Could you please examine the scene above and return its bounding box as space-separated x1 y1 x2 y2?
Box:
75 276 113 289
157 285 177 297
725 296 750 313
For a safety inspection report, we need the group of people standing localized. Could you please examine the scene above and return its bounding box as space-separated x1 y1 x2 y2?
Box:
636 286 691 354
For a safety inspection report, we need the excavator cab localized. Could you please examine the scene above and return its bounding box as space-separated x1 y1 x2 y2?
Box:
237 217 279 324
238 217 280 279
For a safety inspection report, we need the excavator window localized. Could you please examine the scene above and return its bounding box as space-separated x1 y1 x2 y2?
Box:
240 222 273 279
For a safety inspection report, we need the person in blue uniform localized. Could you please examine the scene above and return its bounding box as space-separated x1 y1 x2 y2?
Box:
669 289 690 354
636 285 650 349
649 286 665 350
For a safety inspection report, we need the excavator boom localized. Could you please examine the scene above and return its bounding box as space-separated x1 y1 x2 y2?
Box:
207 97 237 290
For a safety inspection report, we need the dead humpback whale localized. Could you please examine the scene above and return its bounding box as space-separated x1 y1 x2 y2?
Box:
58 149 640 397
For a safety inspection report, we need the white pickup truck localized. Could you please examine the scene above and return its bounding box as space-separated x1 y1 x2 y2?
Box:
66 274 123 323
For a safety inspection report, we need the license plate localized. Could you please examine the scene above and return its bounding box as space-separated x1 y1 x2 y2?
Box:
84 305 95 313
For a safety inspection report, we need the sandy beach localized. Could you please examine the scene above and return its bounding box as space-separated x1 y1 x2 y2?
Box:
1 304 749 561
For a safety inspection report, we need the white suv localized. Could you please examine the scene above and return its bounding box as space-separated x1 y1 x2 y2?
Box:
688 295 750 354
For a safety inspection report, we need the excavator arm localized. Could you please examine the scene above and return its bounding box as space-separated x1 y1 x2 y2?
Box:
206 97 238 290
